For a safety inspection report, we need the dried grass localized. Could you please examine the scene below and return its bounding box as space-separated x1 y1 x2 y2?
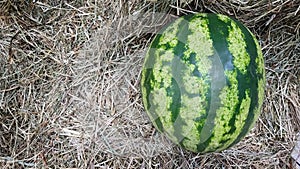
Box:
0 0 299 168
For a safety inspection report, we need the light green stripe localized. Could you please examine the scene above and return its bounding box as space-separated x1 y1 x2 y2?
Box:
158 17 184 47
179 75 210 150
253 38 265 129
149 88 177 140
205 70 240 151
217 14 231 23
150 50 173 89
227 18 250 74
216 89 251 152
178 15 214 150
180 95 206 150
205 73 252 152
150 17 183 89
184 14 214 75
250 78 265 130
254 38 265 75
252 32 265 130
148 49 174 133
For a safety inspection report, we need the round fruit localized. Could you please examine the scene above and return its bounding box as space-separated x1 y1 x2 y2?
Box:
141 13 265 153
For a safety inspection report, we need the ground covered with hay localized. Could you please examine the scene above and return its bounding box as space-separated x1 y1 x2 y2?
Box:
0 0 299 168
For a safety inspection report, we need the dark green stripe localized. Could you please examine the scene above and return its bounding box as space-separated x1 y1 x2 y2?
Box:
228 19 261 147
189 52 203 77
202 15 261 149
196 13 233 150
216 17 250 139
167 78 186 141
197 135 214 152
206 14 235 72
142 32 164 131
167 78 181 123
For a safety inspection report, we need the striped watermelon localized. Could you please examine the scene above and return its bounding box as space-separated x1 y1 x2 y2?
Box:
141 13 265 153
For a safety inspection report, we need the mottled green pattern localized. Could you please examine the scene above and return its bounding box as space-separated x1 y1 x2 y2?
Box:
141 13 265 153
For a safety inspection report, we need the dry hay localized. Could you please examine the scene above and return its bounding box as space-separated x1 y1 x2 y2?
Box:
0 0 299 168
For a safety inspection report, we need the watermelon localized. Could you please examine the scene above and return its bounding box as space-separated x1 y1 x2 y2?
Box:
141 13 265 153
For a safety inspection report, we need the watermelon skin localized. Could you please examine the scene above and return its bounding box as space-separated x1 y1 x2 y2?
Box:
141 13 265 153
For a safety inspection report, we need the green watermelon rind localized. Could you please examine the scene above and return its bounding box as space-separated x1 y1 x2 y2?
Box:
141 13 265 153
